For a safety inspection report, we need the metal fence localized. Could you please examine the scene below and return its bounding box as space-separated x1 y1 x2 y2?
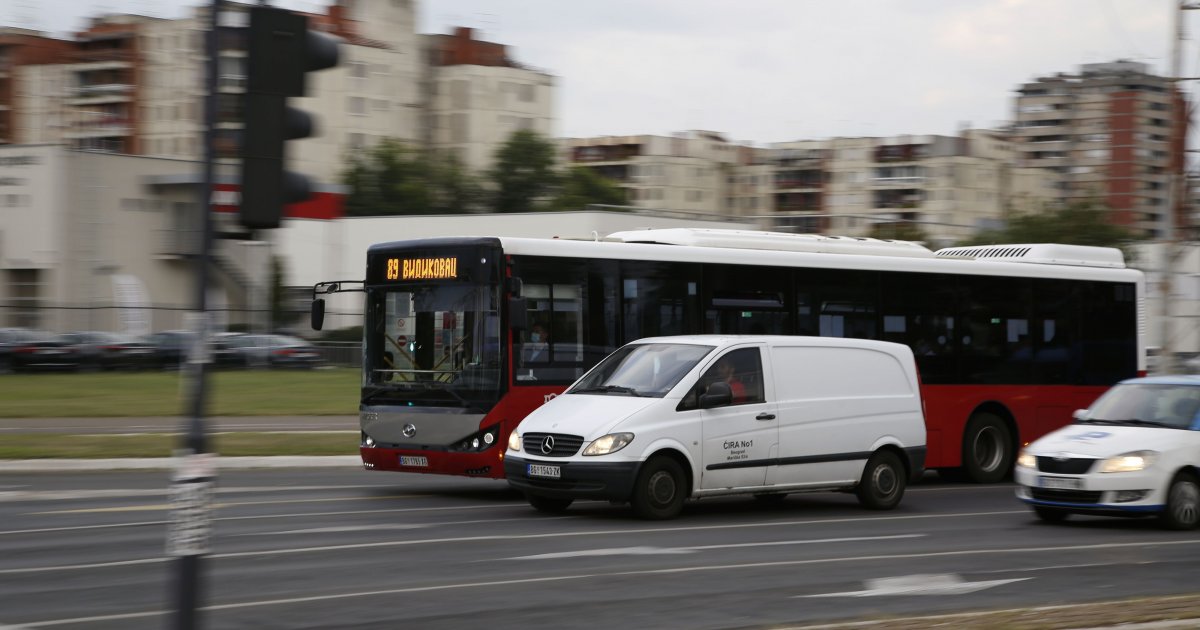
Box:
312 342 362 368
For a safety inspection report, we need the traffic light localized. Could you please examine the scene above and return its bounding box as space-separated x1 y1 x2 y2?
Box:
239 6 340 229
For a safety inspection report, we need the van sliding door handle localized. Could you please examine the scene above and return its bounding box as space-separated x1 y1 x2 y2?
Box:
755 413 776 421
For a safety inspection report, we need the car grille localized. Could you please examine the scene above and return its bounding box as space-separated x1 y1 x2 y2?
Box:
1036 457 1096 474
521 433 584 457
1030 488 1102 504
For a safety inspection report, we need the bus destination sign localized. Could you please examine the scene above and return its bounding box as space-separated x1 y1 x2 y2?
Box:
387 257 458 281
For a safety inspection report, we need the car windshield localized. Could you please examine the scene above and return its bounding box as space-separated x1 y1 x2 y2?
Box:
568 343 715 398
1082 383 1200 430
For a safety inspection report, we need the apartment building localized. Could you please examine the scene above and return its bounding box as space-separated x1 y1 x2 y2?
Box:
4 1 550 185
563 131 752 216
1013 60 1188 238
423 27 555 173
767 131 1055 247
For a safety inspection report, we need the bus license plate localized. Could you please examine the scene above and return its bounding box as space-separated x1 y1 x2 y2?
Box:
399 456 428 467
1039 476 1080 490
528 464 560 479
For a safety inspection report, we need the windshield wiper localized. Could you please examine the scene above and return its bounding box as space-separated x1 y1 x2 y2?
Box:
572 385 645 397
1084 418 1174 428
362 385 400 403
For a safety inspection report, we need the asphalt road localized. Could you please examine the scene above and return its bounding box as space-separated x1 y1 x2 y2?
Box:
0 416 358 434
2 469 1199 629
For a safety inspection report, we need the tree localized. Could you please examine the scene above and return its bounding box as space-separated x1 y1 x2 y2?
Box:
549 167 628 211
959 201 1138 251
342 139 483 216
867 221 929 243
490 130 559 213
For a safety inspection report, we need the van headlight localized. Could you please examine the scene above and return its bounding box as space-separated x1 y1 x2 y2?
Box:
1016 449 1036 469
582 433 634 456
507 431 522 452
1099 450 1157 473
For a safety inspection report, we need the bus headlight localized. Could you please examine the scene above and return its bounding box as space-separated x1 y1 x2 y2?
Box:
583 433 634 456
1099 451 1157 473
1016 450 1036 469
508 431 522 452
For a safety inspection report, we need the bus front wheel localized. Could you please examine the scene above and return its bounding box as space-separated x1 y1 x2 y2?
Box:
962 412 1013 484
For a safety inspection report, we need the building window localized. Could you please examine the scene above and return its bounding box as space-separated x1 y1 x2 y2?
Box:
348 96 366 116
519 83 534 102
349 61 367 79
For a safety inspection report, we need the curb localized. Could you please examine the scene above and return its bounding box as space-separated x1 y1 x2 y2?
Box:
0 456 362 472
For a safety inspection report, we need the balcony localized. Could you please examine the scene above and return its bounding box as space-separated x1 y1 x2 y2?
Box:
871 176 926 187
66 83 134 105
154 226 201 258
63 116 131 139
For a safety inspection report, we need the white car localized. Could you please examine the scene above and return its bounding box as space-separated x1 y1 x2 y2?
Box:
1015 376 1200 530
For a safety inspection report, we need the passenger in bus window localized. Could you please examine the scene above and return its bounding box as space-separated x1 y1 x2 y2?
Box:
524 323 550 363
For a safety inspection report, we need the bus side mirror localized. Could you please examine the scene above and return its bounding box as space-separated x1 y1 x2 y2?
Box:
699 381 733 409
311 298 326 331
509 298 528 330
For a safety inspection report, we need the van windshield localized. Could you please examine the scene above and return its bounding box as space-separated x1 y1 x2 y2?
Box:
568 343 714 398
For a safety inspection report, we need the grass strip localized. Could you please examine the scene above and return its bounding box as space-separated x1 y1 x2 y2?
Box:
0 368 361 418
0 432 358 459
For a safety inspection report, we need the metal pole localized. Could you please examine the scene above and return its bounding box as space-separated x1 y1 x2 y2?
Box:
1161 0 1185 373
169 0 220 627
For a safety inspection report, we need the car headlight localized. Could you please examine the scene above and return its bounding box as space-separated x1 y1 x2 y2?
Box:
1017 450 1036 469
507 431 522 452
1099 450 1158 473
582 433 634 456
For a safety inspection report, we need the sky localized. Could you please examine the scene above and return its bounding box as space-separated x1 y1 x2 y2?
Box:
14 0 1195 146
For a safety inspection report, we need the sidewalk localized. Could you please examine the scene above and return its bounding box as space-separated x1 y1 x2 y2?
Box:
0 456 362 472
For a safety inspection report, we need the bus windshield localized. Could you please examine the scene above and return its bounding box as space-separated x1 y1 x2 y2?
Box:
364 282 502 407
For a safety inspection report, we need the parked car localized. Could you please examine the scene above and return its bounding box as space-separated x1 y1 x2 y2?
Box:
226 334 323 369
0 328 80 372
1015 375 1200 530
145 330 242 369
60 331 156 371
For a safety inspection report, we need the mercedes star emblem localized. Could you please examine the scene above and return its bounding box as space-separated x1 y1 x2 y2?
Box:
402 423 417 438
540 435 555 455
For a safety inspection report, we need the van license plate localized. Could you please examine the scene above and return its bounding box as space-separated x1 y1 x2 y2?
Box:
528 464 560 479
1039 476 1080 490
399 456 428 467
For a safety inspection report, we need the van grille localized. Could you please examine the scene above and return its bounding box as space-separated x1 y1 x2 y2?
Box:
521 433 584 457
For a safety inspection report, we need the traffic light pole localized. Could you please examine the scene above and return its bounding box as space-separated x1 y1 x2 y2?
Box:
169 0 220 627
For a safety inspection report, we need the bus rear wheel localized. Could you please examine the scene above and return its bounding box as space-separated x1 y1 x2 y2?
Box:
961 412 1013 484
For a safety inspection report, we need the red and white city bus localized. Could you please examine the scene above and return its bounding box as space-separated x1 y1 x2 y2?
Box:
311 228 1144 483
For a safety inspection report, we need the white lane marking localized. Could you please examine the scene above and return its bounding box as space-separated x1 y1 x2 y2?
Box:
0 484 403 503
0 557 167 575
237 524 430 535
802 573 1030 597
505 534 925 560
18 539 1200 628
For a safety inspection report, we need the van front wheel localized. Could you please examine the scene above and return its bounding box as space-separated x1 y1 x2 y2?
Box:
856 450 906 510
630 456 687 520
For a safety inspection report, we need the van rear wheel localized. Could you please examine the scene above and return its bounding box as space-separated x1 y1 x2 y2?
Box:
630 456 687 520
962 412 1013 484
856 450 906 510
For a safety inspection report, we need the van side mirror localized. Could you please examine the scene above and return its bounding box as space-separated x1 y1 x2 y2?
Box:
1071 409 1087 422
311 298 326 331
509 298 528 330
699 381 733 409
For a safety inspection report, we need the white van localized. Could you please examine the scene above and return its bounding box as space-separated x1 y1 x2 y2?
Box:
504 335 927 519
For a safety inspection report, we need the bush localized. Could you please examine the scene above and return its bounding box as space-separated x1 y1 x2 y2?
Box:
320 325 363 342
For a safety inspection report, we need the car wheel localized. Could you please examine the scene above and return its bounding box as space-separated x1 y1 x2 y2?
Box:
526 494 572 514
1160 473 1200 531
1033 505 1070 523
856 450 906 510
962 412 1013 484
630 456 687 520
